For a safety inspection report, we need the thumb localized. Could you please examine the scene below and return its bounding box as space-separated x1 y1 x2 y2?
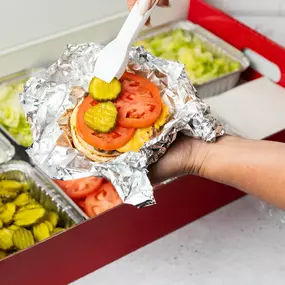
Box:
127 0 137 10
127 0 153 26
128 0 161 11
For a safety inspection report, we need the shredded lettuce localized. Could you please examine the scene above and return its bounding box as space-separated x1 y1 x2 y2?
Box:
0 80 33 147
135 29 240 85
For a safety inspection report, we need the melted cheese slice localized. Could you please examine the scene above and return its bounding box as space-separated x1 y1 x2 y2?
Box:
117 103 169 153
154 103 169 130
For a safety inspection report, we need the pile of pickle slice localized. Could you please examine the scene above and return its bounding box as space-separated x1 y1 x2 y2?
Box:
0 180 65 259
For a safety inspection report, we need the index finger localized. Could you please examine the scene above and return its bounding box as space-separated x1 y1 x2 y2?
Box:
127 0 169 11
127 0 137 10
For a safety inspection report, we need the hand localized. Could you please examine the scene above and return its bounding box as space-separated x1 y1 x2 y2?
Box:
148 134 210 185
149 133 285 211
127 0 170 25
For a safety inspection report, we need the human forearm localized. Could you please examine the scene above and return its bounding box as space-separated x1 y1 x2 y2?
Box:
200 136 285 209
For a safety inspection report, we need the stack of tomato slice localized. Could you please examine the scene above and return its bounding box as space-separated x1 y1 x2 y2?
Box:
54 177 122 218
77 72 162 151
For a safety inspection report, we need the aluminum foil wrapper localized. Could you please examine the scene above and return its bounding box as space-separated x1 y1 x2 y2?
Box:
20 43 223 208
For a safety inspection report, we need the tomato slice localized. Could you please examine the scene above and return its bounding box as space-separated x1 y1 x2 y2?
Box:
85 181 122 218
115 72 162 128
76 199 86 210
77 96 135 150
54 177 103 199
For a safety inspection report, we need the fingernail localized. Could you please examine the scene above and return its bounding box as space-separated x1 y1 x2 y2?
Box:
146 21 152 27
146 18 152 27
158 3 171 7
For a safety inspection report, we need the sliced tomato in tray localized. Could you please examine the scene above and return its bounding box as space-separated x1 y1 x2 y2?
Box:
76 199 86 211
54 177 103 199
85 181 122 218
116 72 162 128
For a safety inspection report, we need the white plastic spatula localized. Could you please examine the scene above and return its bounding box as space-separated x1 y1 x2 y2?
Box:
93 0 159 83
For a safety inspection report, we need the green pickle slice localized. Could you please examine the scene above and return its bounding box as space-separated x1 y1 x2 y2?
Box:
84 102 118 133
14 207 46 227
0 203 16 224
13 193 31 207
46 211 59 228
0 203 5 213
13 228 35 250
52 227 64 235
0 180 24 192
89 77 121 102
8 224 20 231
44 221 54 233
33 223 50 242
0 250 7 259
0 228 13 250
0 180 24 201
18 202 42 212
0 190 18 201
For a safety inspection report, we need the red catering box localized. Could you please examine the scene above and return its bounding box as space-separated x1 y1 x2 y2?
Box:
1 0 285 284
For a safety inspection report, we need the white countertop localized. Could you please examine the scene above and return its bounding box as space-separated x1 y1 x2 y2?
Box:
73 196 285 285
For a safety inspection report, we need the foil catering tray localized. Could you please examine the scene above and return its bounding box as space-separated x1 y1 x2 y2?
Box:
0 161 87 226
137 20 250 98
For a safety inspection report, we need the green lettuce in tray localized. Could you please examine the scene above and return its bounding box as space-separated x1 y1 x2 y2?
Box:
135 29 240 85
0 79 32 147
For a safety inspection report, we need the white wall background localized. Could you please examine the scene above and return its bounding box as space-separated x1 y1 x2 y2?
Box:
0 0 127 52
1 0 285 53
1 0 285 76
206 0 285 46
207 0 285 15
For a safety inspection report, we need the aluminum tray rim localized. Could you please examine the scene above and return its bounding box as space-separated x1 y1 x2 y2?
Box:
0 68 44 85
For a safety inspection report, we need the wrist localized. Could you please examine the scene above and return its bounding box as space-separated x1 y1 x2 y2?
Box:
185 137 211 176
188 135 239 178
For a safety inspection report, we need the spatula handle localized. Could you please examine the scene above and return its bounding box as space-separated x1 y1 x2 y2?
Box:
117 0 159 48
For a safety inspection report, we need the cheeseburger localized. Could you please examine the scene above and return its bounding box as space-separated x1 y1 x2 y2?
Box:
57 72 170 162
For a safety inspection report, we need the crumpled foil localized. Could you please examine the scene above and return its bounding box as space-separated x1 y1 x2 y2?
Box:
20 43 224 208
